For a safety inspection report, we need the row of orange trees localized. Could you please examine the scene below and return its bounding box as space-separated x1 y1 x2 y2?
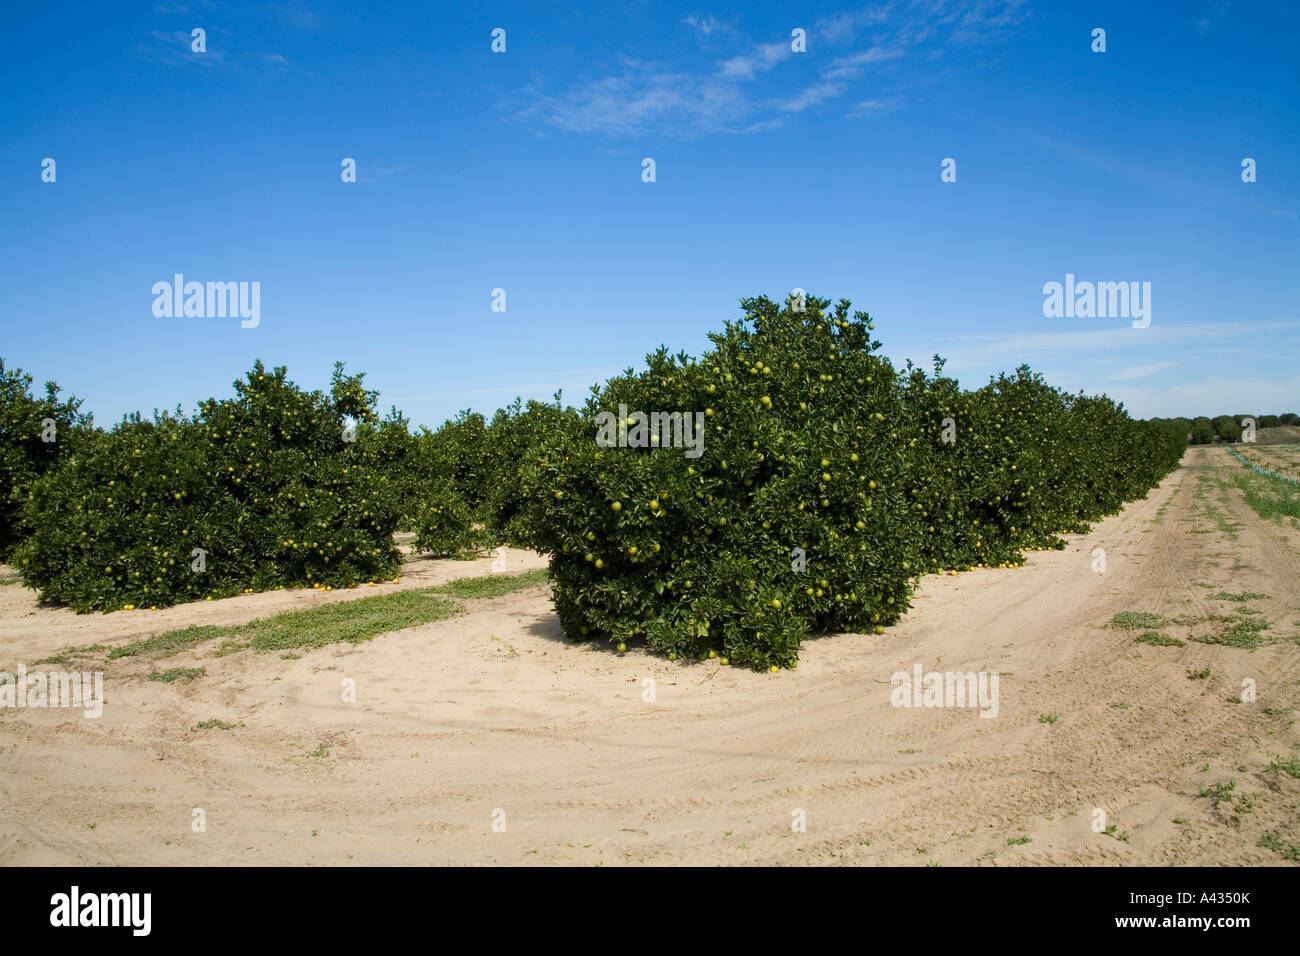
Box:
2 296 1184 651
12 363 405 610
3 360 572 611
513 296 1186 669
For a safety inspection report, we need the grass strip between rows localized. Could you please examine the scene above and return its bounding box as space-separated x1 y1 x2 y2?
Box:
78 567 551 661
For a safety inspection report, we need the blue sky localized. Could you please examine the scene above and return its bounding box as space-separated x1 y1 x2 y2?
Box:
3 0 1297 428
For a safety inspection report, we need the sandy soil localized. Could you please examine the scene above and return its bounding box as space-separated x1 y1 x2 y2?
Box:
1 447 1297 866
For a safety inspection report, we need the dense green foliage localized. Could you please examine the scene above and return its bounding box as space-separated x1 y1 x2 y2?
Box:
353 399 577 557
481 397 581 544
3 296 1189 656
0 359 93 559
1179 411 1297 444
515 295 1186 669
14 362 403 611
1212 415 1243 443
1189 418 1216 445
516 297 921 669
899 361 1184 575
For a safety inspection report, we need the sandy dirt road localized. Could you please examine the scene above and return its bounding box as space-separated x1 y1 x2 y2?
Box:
2 446 1297 865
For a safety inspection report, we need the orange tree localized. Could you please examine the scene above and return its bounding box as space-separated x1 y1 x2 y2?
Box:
417 411 495 513
345 406 482 557
900 362 1183 574
0 358 94 559
385 397 581 557
515 295 922 670
517 295 1186 669
1190 418 1215 444
15 361 402 611
382 411 491 556
481 395 580 544
962 368 1077 551
895 359 1065 572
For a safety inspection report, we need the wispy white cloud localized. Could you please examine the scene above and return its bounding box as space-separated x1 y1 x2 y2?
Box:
817 4 892 44
825 45 903 78
153 1 216 13
918 320 1300 371
1110 360 1178 381
771 80 844 113
819 0 1029 46
1006 127 1299 220
137 29 306 76
513 59 755 137
681 14 735 38
1110 375 1300 419
770 45 906 115
949 0 1032 43
511 1 1028 137
720 41 792 79
848 96 904 118
891 322 1298 418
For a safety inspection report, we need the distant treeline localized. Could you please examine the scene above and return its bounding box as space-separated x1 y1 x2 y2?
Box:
1148 413 1300 445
